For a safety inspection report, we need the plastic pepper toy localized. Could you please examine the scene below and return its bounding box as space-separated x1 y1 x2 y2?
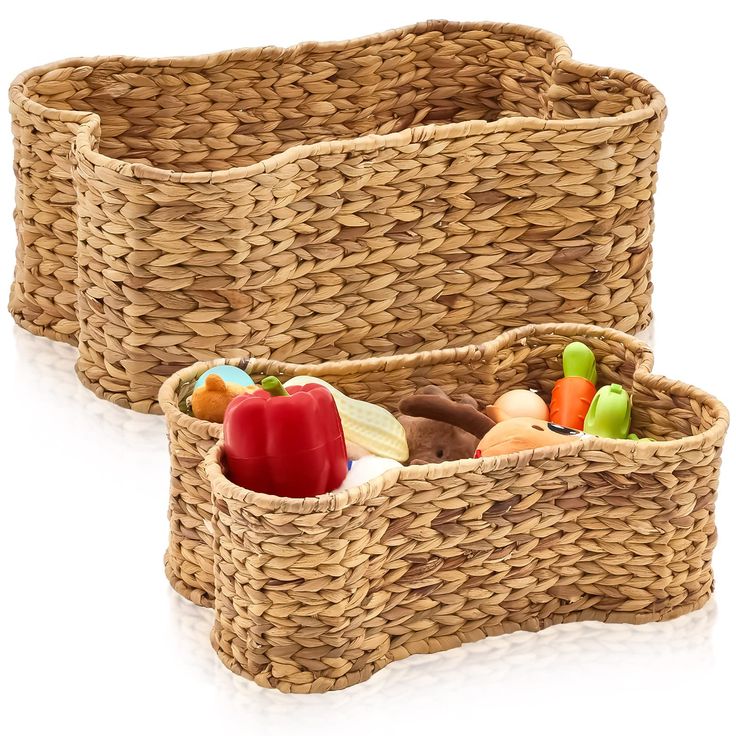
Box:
549 342 597 431
284 375 409 462
222 376 348 498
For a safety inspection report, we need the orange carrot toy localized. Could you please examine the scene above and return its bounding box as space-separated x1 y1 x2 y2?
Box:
549 342 597 431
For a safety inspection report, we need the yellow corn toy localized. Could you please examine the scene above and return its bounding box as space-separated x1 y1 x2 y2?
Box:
283 376 409 463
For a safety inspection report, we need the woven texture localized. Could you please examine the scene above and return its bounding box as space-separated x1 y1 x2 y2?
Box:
159 323 728 692
9 20 665 412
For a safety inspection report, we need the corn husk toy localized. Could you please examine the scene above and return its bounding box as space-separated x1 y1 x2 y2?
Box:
284 376 409 462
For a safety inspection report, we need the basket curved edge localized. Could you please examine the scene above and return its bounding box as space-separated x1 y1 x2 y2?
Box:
209 596 713 694
201 322 729 517
9 19 666 186
161 322 728 610
11 21 666 411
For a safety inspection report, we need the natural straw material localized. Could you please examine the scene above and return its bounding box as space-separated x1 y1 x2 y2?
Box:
10 21 665 412
159 324 728 693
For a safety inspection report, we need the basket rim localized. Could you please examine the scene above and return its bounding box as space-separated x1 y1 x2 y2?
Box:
10 19 666 185
157 322 729 515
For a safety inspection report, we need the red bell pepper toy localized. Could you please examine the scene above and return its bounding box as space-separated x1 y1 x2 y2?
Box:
222 376 348 498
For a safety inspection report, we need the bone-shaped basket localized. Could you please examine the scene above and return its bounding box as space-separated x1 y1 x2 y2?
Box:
158 323 728 693
10 20 665 413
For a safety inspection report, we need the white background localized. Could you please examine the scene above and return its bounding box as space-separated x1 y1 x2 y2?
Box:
1 1 733 734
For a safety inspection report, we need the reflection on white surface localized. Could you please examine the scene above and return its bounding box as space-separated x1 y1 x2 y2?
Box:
168 592 218 676
169 589 716 715
12 326 167 450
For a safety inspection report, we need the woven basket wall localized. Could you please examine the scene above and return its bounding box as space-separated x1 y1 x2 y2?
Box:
9 21 665 413
159 323 728 694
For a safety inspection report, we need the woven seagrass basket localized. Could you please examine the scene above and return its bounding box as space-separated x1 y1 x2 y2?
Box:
10 20 665 413
159 323 728 694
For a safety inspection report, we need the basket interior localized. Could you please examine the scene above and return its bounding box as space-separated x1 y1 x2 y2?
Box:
19 26 655 174
183 332 719 445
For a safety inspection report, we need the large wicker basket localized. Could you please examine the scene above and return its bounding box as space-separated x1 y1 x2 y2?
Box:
159 323 728 693
10 21 665 413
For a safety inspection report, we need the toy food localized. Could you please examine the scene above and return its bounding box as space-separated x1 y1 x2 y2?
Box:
549 342 598 430
195 364 254 389
485 389 549 423
584 383 636 439
284 375 409 462
191 374 256 423
223 376 348 498
334 455 402 492
476 417 583 457
397 386 494 464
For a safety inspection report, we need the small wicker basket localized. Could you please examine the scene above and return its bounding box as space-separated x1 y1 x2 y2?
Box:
10 20 665 413
159 323 728 693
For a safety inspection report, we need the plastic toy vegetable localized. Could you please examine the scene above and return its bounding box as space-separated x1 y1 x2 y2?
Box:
549 342 597 430
223 376 348 497
584 383 642 439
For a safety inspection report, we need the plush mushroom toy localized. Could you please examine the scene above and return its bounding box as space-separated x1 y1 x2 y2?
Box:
397 386 494 465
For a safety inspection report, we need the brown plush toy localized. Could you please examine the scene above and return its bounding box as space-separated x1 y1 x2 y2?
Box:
397 386 494 465
191 374 254 423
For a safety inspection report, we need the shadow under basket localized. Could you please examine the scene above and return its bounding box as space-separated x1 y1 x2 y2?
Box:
158 323 728 693
9 20 665 413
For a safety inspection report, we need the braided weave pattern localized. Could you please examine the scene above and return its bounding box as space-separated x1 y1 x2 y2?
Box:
202 324 727 692
159 323 728 693
9 21 665 412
